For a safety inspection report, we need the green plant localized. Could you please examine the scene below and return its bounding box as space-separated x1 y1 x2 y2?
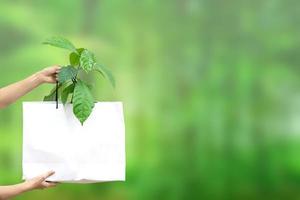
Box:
43 36 115 125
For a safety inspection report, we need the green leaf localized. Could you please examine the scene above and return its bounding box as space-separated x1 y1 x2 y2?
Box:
69 48 85 66
58 65 78 84
69 52 79 66
86 83 94 90
61 83 75 104
76 48 85 54
80 49 96 72
43 84 62 101
43 36 76 52
72 79 95 125
43 91 56 101
94 63 116 88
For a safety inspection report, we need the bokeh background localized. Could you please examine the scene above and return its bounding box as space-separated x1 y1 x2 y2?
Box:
0 0 300 199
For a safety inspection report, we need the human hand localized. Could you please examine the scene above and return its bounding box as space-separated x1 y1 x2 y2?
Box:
36 65 60 84
23 171 57 191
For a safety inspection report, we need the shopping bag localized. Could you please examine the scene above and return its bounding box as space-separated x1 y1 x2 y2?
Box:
22 102 126 183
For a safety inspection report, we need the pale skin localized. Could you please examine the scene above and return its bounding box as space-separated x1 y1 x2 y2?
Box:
0 65 60 200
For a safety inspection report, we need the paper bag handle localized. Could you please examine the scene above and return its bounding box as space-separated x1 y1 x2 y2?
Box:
55 81 58 109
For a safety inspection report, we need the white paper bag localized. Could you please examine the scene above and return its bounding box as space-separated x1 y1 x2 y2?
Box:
22 102 126 183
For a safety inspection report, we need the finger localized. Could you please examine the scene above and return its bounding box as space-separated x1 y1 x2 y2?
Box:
52 65 61 69
46 65 60 74
55 67 61 73
42 170 55 180
44 181 57 188
55 66 61 73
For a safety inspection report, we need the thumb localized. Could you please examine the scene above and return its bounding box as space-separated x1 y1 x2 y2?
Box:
44 76 56 83
41 171 55 181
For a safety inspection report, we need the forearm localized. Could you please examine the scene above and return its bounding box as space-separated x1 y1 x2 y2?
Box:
0 183 30 200
0 73 42 108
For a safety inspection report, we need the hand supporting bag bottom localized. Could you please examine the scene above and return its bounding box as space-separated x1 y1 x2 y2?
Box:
22 102 126 183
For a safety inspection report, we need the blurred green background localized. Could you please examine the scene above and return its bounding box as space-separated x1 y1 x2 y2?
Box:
0 0 300 199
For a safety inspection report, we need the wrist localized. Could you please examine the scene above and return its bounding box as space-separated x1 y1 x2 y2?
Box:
17 182 32 193
31 71 44 86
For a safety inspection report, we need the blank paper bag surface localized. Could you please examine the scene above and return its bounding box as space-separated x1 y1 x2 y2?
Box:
22 102 125 183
